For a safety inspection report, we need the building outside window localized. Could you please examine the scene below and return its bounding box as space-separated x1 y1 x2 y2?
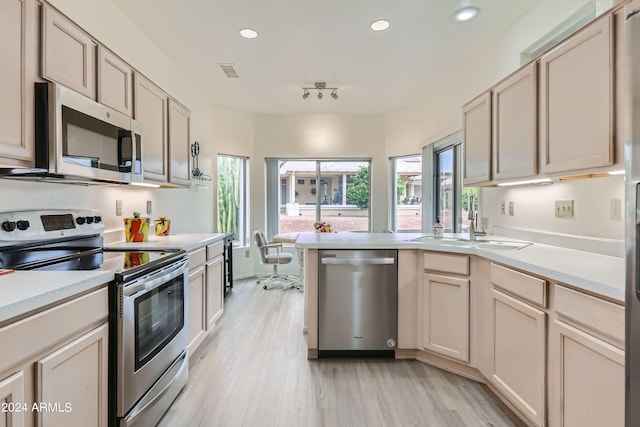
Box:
217 155 249 247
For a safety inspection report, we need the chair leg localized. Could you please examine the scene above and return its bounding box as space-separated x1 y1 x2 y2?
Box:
261 263 299 290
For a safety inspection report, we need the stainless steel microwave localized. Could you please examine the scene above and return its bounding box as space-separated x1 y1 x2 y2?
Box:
30 82 143 184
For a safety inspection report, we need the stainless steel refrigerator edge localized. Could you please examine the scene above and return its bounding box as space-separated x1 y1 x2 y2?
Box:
627 4 640 425
318 249 398 357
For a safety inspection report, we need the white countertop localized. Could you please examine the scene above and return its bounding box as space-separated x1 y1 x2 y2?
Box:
105 233 227 252
0 270 114 325
296 232 625 303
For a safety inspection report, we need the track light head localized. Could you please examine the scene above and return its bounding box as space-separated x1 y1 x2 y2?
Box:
331 89 338 99
302 89 310 99
317 90 323 100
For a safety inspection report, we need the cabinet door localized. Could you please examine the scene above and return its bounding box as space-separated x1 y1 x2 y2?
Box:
540 15 613 174
97 47 132 116
422 273 469 362
548 320 624 427
134 73 168 183
188 265 206 354
0 370 26 427
206 255 225 330
168 99 191 186
492 63 538 181
41 5 96 99
491 289 545 427
463 92 491 185
36 323 108 427
0 0 36 165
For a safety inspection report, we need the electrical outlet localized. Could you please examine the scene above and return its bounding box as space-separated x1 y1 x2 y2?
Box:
146 200 152 215
555 199 574 218
500 201 506 215
508 201 515 216
481 217 489 230
611 198 622 221
245 249 250 258
116 200 122 216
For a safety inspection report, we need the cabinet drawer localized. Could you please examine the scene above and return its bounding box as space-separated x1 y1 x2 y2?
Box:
490 263 546 307
423 252 469 276
188 247 206 270
554 285 624 344
207 240 224 261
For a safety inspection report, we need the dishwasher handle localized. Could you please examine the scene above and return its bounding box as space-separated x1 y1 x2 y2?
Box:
321 257 395 265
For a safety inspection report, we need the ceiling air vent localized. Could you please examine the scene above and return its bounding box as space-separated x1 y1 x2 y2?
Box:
218 63 239 78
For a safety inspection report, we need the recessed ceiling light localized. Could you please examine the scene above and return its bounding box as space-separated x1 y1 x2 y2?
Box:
370 19 390 32
453 7 479 22
239 28 258 39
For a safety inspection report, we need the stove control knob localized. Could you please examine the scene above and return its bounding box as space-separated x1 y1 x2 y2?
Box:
2 221 16 232
94 216 102 223
86 216 94 224
76 216 86 225
16 220 29 231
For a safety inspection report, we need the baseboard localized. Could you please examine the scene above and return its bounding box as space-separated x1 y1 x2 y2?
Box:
397 348 485 383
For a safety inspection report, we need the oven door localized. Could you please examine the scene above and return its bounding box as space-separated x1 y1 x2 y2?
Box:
116 257 188 417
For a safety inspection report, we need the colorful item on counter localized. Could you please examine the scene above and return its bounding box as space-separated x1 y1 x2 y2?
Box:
124 252 150 268
124 212 150 242
154 216 171 236
313 221 331 233
0 269 15 275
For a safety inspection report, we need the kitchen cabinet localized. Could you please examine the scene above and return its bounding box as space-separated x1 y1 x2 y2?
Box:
492 62 538 181
206 241 225 330
41 4 96 99
187 247 207 354
0 0 37 166
97 47 133 116
134 73 169 183
36 324 108 427
0 286 109 427
548 284 624 427
168 99 192 187
462 92 492 185
490 264 546 427
421 253 470 363
540 14 613 174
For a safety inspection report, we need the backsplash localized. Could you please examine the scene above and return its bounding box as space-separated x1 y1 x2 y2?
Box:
480 175 624 256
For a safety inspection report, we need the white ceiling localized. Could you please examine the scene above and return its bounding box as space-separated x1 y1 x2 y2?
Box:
110 0 543 115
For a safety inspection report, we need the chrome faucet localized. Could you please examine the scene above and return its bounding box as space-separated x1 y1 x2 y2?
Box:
467 195 485 241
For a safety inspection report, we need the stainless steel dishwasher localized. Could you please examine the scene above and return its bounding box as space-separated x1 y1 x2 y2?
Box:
318 249 398 358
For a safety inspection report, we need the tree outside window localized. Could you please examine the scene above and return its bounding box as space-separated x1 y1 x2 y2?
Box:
217 155 248 246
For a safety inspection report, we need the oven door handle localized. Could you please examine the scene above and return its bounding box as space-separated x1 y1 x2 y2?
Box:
124 258 188 297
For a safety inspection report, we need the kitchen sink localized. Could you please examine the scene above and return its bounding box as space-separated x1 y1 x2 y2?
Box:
410 236 472 246
412 236 531 250
475 240 531 250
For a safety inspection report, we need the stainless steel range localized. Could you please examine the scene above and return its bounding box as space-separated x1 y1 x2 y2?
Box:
0 209 188 427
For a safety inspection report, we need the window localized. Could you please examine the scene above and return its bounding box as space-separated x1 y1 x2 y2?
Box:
423 131 477 234
265 158 371 237
217 155 249 247
390 155 422 232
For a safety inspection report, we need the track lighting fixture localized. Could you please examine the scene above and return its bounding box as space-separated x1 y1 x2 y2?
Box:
302 82 339 100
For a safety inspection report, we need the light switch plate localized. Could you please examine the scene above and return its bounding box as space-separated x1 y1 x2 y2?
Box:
146 200 152 215
508 201 515 216
116 200 122 216
500 201 506 215
555 199 574 218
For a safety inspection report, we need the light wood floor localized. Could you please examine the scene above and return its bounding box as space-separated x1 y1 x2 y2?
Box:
158 278 525 427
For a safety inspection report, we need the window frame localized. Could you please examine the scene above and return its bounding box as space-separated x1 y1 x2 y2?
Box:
389 154 423 233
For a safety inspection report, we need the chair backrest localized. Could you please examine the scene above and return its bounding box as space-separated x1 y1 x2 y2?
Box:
253 230 269 264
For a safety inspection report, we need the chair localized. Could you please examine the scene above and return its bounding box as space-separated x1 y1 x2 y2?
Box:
253 230 298 289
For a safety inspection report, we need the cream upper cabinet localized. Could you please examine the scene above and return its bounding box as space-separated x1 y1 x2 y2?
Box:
168 99 192 186
41 4 96 99
36 324 109 427
540 15 613 174
463 92 492 185
134 73 169 183
492 63 538 181
0 0 36 166
97 47 132 116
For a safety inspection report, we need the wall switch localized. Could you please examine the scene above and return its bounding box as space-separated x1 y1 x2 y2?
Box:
146 200 152 215
508 201 515 216
245 249 251 258
611 198 623 221
116 200 122 216
555 199 574 218
500 201 506 215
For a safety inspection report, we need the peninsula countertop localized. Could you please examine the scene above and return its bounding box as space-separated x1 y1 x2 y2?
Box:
296 232 624 303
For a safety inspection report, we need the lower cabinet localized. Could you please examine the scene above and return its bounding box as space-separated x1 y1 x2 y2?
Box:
188 264 207 353
491 288 546 427
422 273 469 362
0 287 109 427
548 319 624 427
206 255 224 330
